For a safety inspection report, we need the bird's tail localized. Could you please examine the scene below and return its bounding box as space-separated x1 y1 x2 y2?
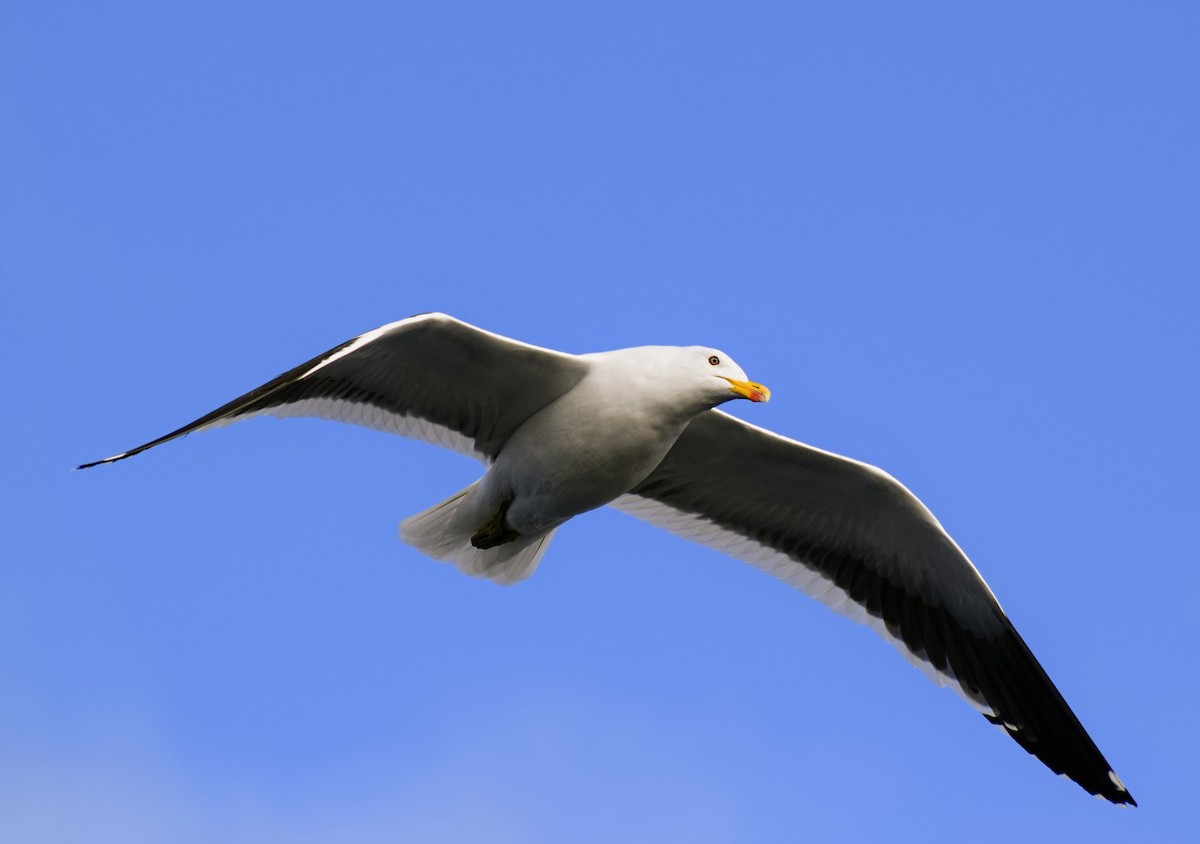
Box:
399 484 555 586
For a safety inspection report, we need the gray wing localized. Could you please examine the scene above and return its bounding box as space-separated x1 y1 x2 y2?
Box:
79 313 589 468
614 409 1134 805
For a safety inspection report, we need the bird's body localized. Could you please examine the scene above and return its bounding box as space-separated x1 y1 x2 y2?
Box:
397 344 769 582
475 346 749 536
78 313 1134 805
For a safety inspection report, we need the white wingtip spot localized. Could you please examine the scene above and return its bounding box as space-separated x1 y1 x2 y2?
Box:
1108 770 1126 791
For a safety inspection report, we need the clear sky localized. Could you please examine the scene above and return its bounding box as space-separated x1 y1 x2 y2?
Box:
4 2 1197 841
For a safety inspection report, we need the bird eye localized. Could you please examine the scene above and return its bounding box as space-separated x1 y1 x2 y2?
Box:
708 355 720 366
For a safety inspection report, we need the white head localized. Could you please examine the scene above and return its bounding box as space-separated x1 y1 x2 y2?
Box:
681 345 771 406
598 345 770 412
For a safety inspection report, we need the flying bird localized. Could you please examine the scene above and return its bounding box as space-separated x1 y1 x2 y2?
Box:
79 312 1134 804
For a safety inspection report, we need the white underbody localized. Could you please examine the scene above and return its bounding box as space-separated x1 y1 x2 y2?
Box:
457 357 702 538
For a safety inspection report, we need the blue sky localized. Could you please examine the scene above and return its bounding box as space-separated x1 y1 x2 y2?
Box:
4 2 1197 841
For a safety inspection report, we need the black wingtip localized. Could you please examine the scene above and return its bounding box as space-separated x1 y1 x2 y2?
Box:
1107 773 1137 807
75 454 122 470
1108 791 1137 807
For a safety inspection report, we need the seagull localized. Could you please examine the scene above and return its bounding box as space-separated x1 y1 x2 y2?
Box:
78 312 1134 805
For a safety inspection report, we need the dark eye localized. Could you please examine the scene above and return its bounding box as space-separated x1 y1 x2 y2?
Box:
708 355 720 366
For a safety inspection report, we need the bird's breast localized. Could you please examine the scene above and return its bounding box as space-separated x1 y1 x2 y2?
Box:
491 386 688 533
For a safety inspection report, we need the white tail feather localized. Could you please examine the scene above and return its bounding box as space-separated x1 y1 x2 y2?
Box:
399 485 555 585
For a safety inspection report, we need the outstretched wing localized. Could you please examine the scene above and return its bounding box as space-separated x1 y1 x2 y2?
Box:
79 313 589 468
613 409 1134 805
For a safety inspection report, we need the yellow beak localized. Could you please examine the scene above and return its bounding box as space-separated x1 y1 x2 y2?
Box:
723 377 771 403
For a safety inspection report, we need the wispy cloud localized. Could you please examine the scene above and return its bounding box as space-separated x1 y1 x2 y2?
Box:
0 687 742 844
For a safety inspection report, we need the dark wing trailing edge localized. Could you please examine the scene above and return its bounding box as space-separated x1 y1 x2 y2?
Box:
78 313 589 469
614 409 1135 805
